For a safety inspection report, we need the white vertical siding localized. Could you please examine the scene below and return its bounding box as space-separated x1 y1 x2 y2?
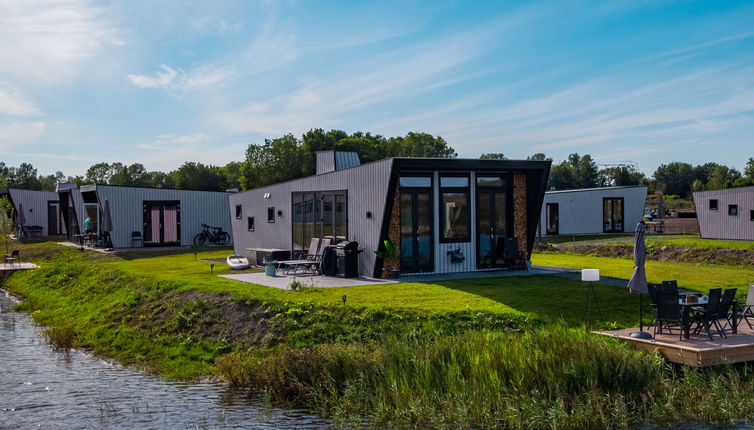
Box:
229 159 394 277
538 186 647 235
693 187 754 241
92 185 232 248
7 189 61 236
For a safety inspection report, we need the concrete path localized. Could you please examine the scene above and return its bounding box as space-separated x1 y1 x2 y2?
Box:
221 272 399 289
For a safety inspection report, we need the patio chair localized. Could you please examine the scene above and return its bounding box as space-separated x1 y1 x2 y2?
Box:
4 250 19 267
503 237 522 269
654 289 687 340
661 280 678 294
694 288 724 340
131 231 143 247
277 238 330 275
735 283 754 330
718 288 738 336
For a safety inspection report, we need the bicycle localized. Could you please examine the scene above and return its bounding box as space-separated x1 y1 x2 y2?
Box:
193 224 230 246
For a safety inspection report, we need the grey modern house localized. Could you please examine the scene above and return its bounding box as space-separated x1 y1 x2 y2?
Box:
229 151 551 278
537 186 647 236
693 186 754 241
0 187 65 236
58 183 233 248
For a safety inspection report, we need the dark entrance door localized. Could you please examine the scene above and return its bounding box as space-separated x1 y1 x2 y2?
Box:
143 201 181 246
545 203 559 235
399 190 433 273
476 190 507 269
603 198 624 233
47 201 60 235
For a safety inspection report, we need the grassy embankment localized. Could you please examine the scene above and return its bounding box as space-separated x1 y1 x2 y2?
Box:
5 241 754 427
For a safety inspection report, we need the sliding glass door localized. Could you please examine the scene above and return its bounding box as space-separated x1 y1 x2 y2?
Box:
603 198 624 233
143 201 181 246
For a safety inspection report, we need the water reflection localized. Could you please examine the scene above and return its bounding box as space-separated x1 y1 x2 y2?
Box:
0 290 330 429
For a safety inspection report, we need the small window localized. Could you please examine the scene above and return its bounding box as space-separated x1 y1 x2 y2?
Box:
477 176 504 187
750 210 754 222
729 205 738 216
440 176 468 187
235 204 242 219
267 207 275 223
399 176 431 187
709 199 718 210
247 216 255 231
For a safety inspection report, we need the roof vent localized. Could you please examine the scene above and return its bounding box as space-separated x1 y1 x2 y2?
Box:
316 151 361 175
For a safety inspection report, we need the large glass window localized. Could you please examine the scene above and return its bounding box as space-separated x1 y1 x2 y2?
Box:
400 176 431 187
603 198 624 233
291 191 347 258
440 175 470 242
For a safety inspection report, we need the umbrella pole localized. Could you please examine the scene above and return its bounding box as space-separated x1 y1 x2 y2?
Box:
630 294 653 339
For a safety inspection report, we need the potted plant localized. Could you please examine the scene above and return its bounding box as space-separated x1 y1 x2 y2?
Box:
375 239 400 278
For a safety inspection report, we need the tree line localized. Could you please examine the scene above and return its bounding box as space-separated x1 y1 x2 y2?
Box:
1 129 751 199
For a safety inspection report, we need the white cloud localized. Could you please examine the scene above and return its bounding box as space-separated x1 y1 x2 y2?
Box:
131 133 239 171
0 84 41 116
127 64 235 91
0 121 47 146
137 133 211 149
0 0 120 83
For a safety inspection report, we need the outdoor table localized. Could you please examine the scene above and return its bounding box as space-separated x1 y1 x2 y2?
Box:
677 296 738 338
679 296 707 339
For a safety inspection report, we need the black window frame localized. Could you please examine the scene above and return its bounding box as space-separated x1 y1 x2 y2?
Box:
267 207 275 223
750 210 754 222
247 216 255 231
729 204 738 216
603 197 625 233
439 173 471 243
709 199 718 210
235 204 242 219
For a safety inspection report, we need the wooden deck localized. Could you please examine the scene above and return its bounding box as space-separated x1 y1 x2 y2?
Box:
598 324 754 366
0 262 39 277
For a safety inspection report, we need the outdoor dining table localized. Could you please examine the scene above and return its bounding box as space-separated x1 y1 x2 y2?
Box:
677 294 738 339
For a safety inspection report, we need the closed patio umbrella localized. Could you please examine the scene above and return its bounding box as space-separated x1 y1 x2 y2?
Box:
101 200 113 249
627 221 652 339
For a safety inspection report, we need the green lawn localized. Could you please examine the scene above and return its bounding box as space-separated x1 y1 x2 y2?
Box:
532 252 754 296
555 235 754 251
93 248 641 327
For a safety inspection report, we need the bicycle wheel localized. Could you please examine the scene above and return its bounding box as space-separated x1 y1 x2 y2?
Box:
218 232 230 245
193 233 207 246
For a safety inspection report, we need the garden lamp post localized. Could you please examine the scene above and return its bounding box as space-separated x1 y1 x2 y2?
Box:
582 269 602 326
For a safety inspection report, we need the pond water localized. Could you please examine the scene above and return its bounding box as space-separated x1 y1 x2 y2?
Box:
0 289 331 429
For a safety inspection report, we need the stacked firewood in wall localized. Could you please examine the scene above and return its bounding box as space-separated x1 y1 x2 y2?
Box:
382 184 402 278
513 173 528 261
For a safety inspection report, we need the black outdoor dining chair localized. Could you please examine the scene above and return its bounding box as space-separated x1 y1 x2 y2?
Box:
694 288 724 340
654 289 687 340
661 280 679 296
718 288 738 336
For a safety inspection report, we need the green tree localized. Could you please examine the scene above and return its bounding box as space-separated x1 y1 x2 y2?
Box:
744 158 754 182
527 153 550 161
652 162 695 197
548 153 599 190
705 165 740 190
7 163 42 190
110 163 149 187
480 153 507 160
85 162 115 184
400 132 456 158
598 166 645 187
0 196 14 254
144 171 175 188
221 161 243 190
240 134 307 189
173 162 228 191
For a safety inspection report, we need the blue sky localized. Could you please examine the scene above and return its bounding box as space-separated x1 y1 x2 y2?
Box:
1 0 753 176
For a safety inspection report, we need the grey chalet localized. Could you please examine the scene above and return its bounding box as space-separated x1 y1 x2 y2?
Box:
229 151 551 278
